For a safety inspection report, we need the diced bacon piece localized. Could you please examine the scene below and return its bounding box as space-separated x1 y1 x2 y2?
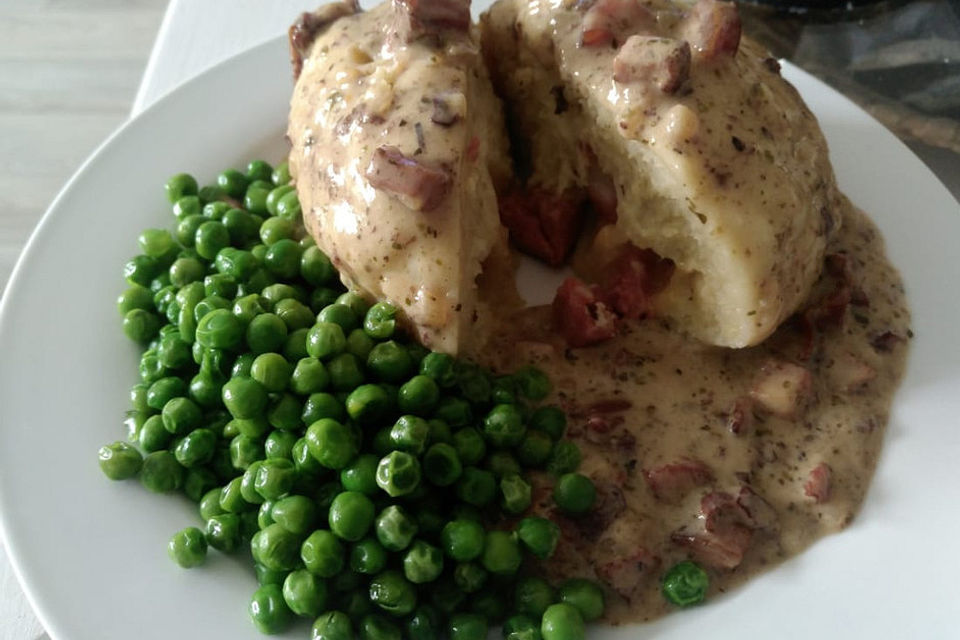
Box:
366 145 451 211
830 352 877 392
598 245 675 319
465 135 480 162
671 525 751 570
392 0 470 43
701 491 753 534
289 1 360 79
643 459 713 504
726 396 754 435
498 188 585 267
736 485 779 530
575 482 627 540
580 0 655 48
682 0 741 60
586 398 633 415
613 36 692 94
749 360 812 418
552 277 618 348
804 463 832 503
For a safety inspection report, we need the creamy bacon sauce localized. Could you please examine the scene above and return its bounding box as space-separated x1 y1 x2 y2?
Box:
475 202 910 623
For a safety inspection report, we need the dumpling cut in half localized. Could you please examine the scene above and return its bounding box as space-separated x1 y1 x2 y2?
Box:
482 0 842 348
287 0 512 354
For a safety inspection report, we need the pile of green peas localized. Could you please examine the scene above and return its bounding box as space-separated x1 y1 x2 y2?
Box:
98 159 624 640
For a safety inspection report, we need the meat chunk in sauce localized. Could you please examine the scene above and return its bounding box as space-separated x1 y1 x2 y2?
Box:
393 0 471 42
681 0 741 60
804 462 832 503
289 0 361 79
365 145 452 212
552 277 618 347
580 0 654 48
749 360 813 418
643 459 713 504
613 35 691 94
498 188 585 267
598 245 674 320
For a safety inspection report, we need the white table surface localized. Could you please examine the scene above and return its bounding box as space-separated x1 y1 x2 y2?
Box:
3 1 959 639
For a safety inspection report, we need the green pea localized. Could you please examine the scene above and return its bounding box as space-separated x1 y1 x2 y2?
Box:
301 529 345 577
117 284 155 316
429 577 465 614
434 397 472 428
358 614 401 640
261 282 303 309
284 327 311 362
516 430 553 467
231 434 264 470
276 298 315 332
389 415 430 456
312 610 353 640
335 292 369 317
250 352 292 392
481 530 521 576
307 322 347 360
514 366 551 400
363 302 396 339
553 473 596 516
98 441 143 480
452 561 487 593
215 247 258 281
174 428 216 468
340 454 379 496
375 505 418 552
246 313 288 354
265 429 298 460
272 161 292 186
252 458 295 500
232 294 265 329
232 415 270 438
174 214 204 247
196 308 243 350
306 418 358 470
245 185 271 216
291 357 329 395
203 200 231 219
397 376 439 416
261 216 296 245
263 238 302 279
515 576 555 618
255 563 287 587
440 519 484 562
558 578 605 621
529 406 566 441
491 376 517 405
269 496 317 535
301 246 338 286
266 184 295 216
123 309 161 343
423 443 462 487
345 328 375 362
500 473 532 514
471 590 507 624
376 451 421 498
169 257 205 288
350 537 388 575
199 487 226 521
140 451 183 493
418 353 456 388
193 296 230 326
245 159 273 182
406 606 441 640
161 396 201 435
483 404 526 448
282 569 327 618
503 614 542 640
541 603 584 640
252 522 302 572
219 475 251 512
124 254 160 287
328 491 375 542
303 392 346 424
545 440 581 476
369 570 417 617
195 220 230 260
448 613 487 640
345 384 391 426
166 172 198 202
138 415 171 452
317 304 360 334
249 583 294 634
516 517 560 560
222 376 268 419
403 540 444 584
215 168 246 198
310 287 343 313
366 341 413 383
168 526 207 568
223 207 262 246
327 353 365 391
427 418 452 445
276 189 302 221
455 467 496 507
661 560 709 607
486 450 521 478
146 376 186 410
331 569 363 594
204 513 242 553
139 351 165 385
455 364 491 406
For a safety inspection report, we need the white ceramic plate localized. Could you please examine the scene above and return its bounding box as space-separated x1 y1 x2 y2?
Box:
2 30 960 640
